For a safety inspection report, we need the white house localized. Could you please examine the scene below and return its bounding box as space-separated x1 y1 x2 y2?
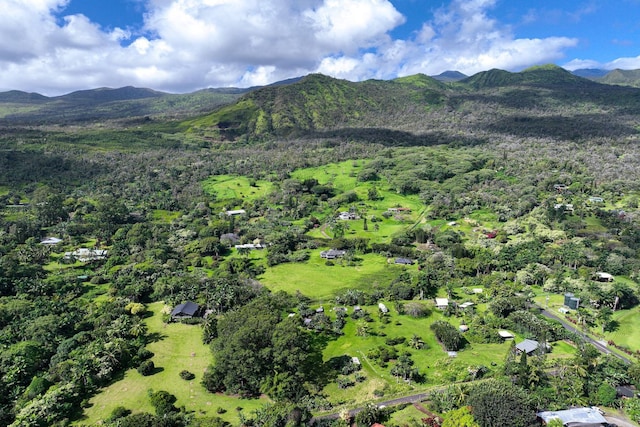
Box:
435 298 449 310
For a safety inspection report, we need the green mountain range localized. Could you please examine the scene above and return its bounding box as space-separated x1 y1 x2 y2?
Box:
180 65 640 144
2 64 640 147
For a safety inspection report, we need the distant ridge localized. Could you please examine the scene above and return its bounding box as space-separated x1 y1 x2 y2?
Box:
462 64 591 89
0 90 49 104
431 70 467 82
55 86 166 103
598 69 640 87
571 68 610 79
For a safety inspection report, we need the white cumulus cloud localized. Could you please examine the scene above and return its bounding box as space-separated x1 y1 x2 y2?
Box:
0 0 588 95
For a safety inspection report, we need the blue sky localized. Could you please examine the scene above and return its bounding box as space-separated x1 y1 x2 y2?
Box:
2 0 639 95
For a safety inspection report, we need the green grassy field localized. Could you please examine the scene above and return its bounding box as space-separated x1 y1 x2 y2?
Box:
605 309 640 350
202 175 274 203
151 209 182 223
259 254 416 301
77 302 267 425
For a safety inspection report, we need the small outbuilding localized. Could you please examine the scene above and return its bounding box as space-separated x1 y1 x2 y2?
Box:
41 237 63 245
594 271 614 282
498 330 514 340
171 301 201 321
394 257 414 265
435 298 449 310
564 292 580 310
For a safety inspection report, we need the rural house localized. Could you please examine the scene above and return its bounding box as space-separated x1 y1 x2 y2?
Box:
515 339 540 355
435 298 449 310
40 236 63 245
594 271 614 282
338 211 357 220
537 407 608 426
394 257 414 265
170 301 201 321
498 330 514 340
64 248 108 262
320 249 346 259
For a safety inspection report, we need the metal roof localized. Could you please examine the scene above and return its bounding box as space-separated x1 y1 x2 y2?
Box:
516 339 539 354
537 407 607 426
171 301 200 317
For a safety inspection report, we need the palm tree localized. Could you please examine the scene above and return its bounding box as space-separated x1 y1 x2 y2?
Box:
355 321 369 337
408 334 425 349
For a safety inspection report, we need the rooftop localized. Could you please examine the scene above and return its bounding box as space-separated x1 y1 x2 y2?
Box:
537 407 607 426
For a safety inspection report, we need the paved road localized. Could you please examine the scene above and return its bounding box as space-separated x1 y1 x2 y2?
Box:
539 308 632 364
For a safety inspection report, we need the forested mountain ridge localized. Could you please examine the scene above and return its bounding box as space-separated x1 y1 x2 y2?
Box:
0 86 248 125
183 65 640 145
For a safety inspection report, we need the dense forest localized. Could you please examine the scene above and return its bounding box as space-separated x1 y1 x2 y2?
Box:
3 66 640 427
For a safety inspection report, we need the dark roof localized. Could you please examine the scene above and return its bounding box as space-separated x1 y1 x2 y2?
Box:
171 301 200 317
617 385 636 398
395 257 414 265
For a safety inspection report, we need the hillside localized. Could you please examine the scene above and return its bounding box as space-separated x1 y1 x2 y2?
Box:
0 86 247 124
181 65 640 145
598 68 640 87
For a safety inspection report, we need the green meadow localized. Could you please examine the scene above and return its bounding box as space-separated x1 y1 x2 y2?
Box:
202 175 274 203
77 302 267 425
259 253 417 301
605 309 640 350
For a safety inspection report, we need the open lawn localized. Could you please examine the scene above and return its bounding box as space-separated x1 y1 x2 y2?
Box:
259 254 416 301
151 209 182 223
289 160 363 192
77 302 267 425
605 308 640 351
202 175 274 204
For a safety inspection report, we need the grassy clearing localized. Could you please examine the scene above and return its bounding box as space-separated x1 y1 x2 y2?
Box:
202 175 273 203
289 160 363 192
259 254 415 302
77 302 266 425
151 209 182 223
605 309 640 350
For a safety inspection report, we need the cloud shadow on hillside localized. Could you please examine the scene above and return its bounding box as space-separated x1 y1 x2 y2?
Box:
307 128 488 147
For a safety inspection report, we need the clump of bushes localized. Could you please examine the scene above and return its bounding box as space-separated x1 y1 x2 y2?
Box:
137 360 155 376
180 370 195 380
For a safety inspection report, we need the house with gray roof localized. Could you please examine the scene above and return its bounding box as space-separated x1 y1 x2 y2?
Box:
537 407 608 426
515 339 540 355
320 249 346 259
171 301 201 321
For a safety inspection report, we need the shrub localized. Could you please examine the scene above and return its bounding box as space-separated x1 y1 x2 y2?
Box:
430 320 465 351
180 370 195 380
137 348 154 361
107 406 131 422
137 360 155 376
